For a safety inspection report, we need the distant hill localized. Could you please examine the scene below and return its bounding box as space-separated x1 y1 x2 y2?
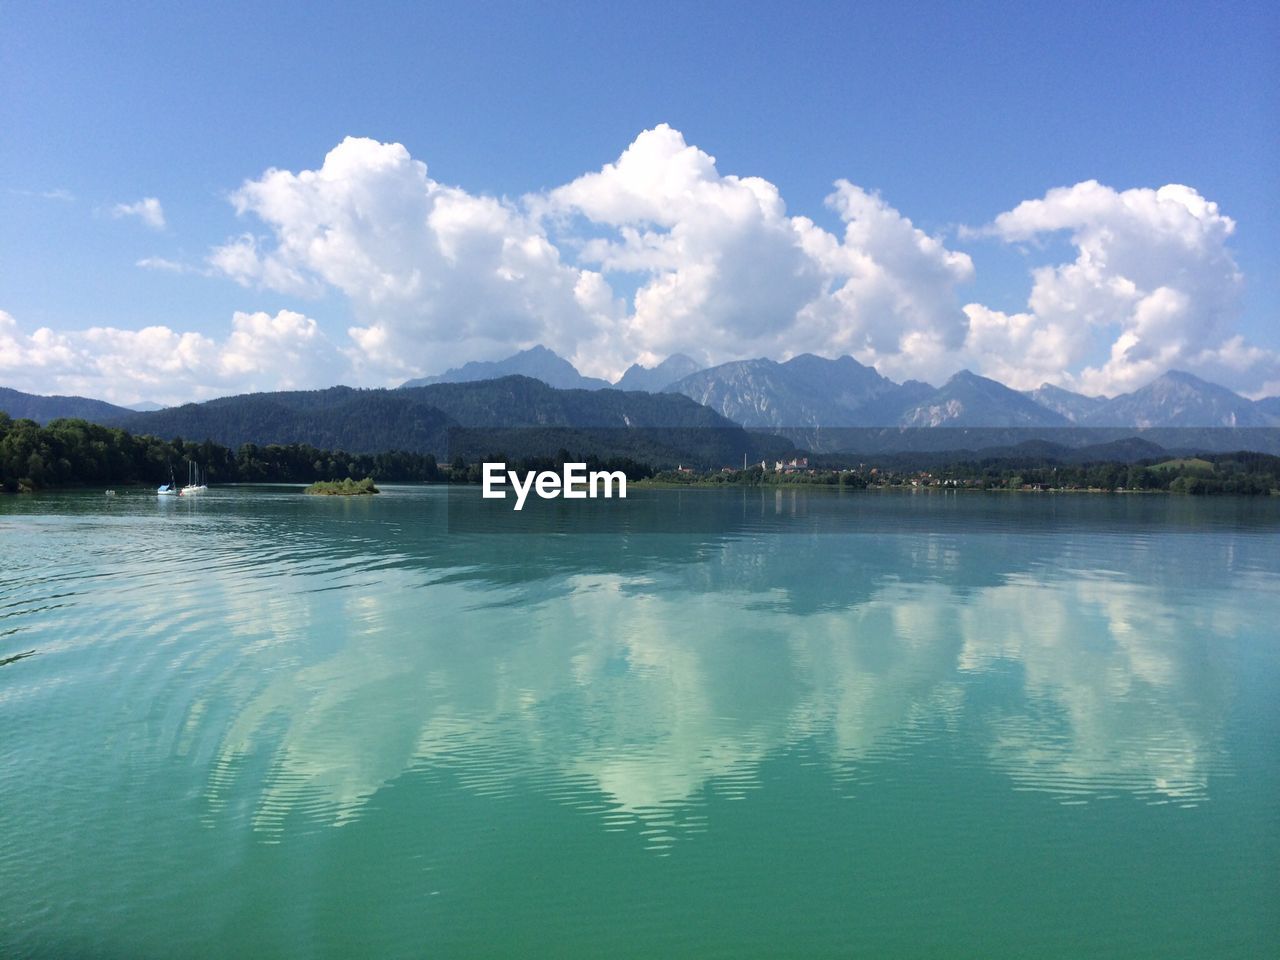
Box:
615 354 702 392
403 376 727 429
899 370 1070 428
849 435 1176 469
778 354 908 422
1023 383 1108 423
665 354 920 428
664 357 1075 430
669 359 1278 436
97 376 785 466
843 379 937 426
112 386 456 453
417 377 786 465
400 345 611 390
1082 370 1272 427
0 386 134 425
667 358 843 428
384 349 1278 434
6 361 1277 461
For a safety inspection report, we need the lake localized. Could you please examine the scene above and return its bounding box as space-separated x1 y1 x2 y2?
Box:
2 486 1278 958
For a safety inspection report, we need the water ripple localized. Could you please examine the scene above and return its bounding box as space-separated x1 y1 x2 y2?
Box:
2 487 1277 958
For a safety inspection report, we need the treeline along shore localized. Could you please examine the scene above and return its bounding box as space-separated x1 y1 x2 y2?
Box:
0 415 441 491
2 413 1278 496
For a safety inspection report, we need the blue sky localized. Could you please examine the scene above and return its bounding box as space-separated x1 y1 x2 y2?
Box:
2 1 1277 403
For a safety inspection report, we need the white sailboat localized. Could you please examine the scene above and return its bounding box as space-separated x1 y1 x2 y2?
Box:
157 466 178 496
180 461 208 496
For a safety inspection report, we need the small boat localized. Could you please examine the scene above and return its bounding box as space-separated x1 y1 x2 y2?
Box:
180 461 208 496
105 490 117 497
158 466 178 496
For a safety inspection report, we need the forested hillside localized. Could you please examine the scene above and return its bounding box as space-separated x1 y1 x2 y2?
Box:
100 376 753 455
100 387 455 453
0 386 135 425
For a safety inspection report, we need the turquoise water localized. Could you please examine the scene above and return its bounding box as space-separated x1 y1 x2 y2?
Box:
2 486 1278 958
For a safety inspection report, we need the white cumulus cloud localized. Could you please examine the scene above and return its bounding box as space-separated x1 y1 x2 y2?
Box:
208 137 601 379
206 128 976 382
544 125 973 380
14 129 1276 402
797 180 974 382
0 309 341 405
964 180 1278 396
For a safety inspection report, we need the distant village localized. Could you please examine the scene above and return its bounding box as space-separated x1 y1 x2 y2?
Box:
651 451 1280 496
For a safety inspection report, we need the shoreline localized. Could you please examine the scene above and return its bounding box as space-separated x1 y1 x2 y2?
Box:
630 479 1265 496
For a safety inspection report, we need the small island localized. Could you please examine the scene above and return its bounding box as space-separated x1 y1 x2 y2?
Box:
304 477 380 496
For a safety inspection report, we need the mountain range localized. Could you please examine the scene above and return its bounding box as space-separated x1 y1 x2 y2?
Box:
396 346 1279 431
615 354 703 392
400 345 614 390
3 347 1278 460
0 377 786 467
401 346 704 393
1024 383 1109 423
661 356 1277 431
1068 369 1272 428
